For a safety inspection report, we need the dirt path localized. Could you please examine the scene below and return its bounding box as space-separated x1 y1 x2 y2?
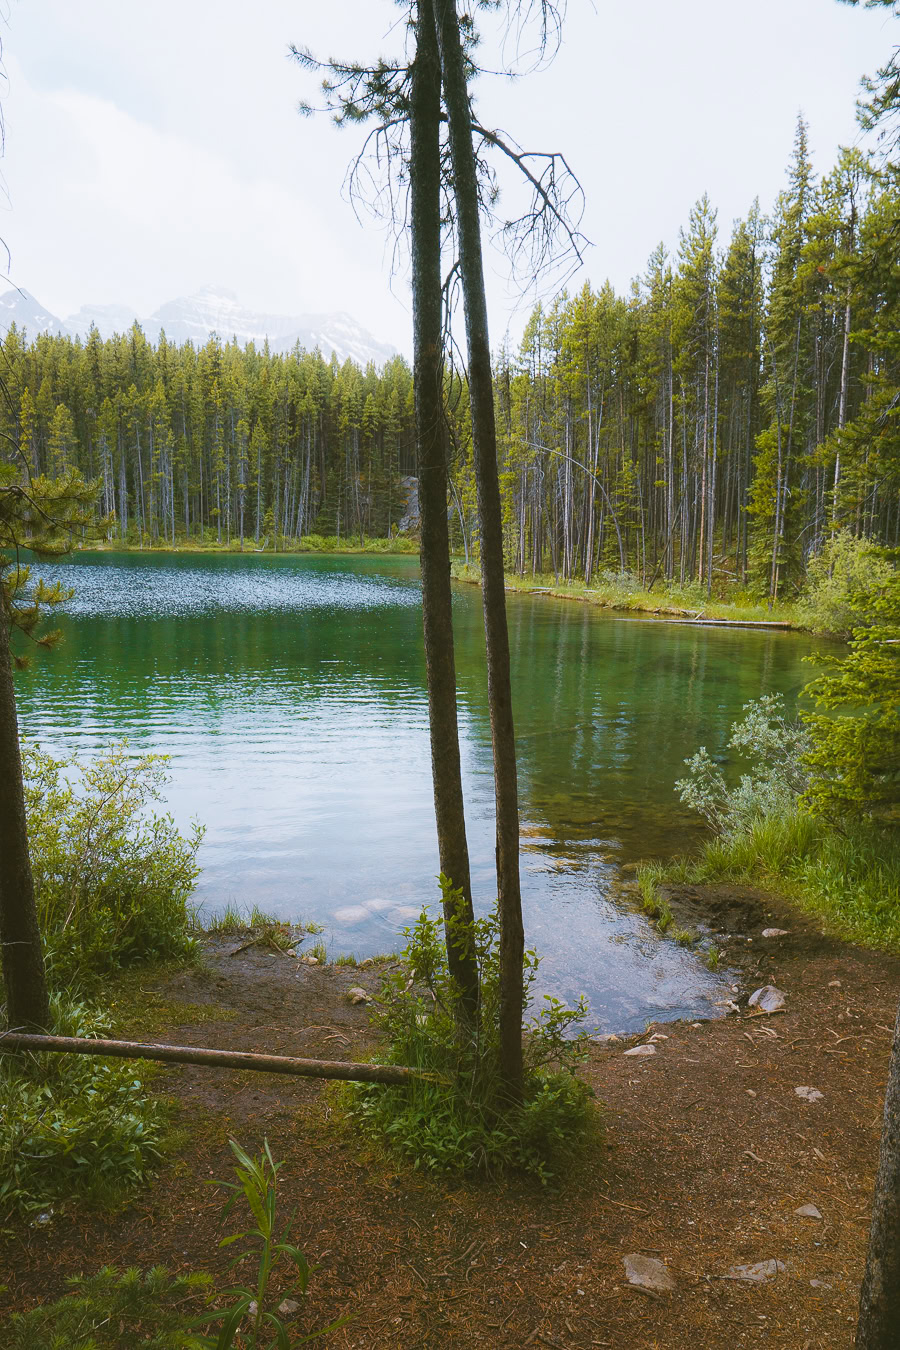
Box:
2 897 898 1349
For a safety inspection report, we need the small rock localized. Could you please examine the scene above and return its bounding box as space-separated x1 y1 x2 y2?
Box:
810 1279 833 1290
761 928 789 938
277 1299 301 1318
828 979 842 988
301 955 319 965
623 1253 675 1293
648 1033 669 1042
347 986 369 1005
595 1033 621 1044
624 1043 656 1057
748 985 787 1013
794 1204 823 1220
725 1259 786 1284
795 1086 824 1103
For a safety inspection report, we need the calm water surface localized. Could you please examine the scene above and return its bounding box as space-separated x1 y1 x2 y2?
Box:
15 552 825 1032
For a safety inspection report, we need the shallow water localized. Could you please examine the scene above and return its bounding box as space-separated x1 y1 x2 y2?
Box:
14 551 825 1032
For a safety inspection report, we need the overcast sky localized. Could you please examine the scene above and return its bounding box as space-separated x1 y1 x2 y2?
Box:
2 0 895 354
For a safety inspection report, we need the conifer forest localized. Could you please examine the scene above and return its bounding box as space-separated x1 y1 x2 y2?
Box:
6 120 898 599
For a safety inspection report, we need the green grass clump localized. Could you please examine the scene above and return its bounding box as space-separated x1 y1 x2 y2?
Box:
0 1267 212 1350
334 953 358 967
641 812 900 951
347 885 597 1183
0 995 170 1221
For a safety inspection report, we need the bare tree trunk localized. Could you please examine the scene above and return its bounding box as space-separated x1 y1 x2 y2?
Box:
857 998 900 1349
432 0 525 1100
0 602 50 1031
411 0 479 1021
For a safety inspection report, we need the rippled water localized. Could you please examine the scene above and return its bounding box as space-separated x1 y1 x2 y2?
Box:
14 551 825 1032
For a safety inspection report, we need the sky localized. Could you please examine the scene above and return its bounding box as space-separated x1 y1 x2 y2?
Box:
1 0 896 355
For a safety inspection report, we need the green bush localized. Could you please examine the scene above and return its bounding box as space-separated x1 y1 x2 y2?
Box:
675 694 810 837
0 994 169 1220
797 530 895 637
802 566 899 822
22 741 203 980
347 883 596 1182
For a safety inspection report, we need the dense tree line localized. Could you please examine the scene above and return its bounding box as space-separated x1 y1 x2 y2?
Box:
452 122 898 599
2 328 416 547
3 122 897 597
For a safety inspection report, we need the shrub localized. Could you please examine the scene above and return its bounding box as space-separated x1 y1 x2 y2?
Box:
675 694 809 837
22 741 203 980
347 882 596 1182
802 566 900 822
797 530 895 637
0 994 169 1220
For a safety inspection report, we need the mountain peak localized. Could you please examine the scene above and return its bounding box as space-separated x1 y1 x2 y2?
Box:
0 287 399 367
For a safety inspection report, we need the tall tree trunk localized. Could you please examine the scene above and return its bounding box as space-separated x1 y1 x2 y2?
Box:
0 602 50 1031
432 0 525 1100
411 0 479 1021
857 998 900 1349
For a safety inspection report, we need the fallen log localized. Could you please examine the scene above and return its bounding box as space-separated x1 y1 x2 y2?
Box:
0 1032 416 1085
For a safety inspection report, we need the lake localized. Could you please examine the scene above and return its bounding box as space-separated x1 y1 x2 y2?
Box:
14 551 824 1032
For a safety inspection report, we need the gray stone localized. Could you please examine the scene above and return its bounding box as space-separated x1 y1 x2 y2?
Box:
347 986 369 1005
594 1033 621 1044
725 1259 786 1284
748 985 787 1013
794 1204 823 1220
623 1043 656 1057
277 1300 301 1318
761 928 789 938
795 1085 824 1103
623 1253 675 1293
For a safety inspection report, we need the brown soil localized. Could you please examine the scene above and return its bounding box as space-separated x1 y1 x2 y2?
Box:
2 897 898 1350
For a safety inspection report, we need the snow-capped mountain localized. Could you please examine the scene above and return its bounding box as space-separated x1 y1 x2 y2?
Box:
0 285 399 368
0 288 68 337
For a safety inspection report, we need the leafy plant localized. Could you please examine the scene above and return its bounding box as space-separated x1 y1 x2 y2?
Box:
347 880 596 1182
675 694 810 837
22 741 203 980
0 994 168 1220
802 566 899 822
187 1139 348 1349
797 530 895 637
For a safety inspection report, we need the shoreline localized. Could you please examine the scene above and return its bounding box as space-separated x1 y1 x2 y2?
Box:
451 562 811 633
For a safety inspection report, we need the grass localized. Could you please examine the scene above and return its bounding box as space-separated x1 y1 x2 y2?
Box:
452 562 802 627
638 811 900 952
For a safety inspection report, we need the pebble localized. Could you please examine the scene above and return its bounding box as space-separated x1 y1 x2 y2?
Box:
624 1043 656 1057
725 1259 786 1284
795 1085 824 1103
623 1253 675 1293
748 985 787 1013
761 928 789 938
794 1204 823 1220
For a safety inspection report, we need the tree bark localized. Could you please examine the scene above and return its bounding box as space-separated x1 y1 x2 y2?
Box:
431 0 525 1100
856 997 900 1349
0 602 50 1031
411 0 479 1020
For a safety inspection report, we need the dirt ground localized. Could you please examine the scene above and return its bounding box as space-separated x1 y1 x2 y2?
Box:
2 886 898 1349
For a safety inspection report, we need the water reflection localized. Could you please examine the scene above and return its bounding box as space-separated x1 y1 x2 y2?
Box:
14 551 825 1031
